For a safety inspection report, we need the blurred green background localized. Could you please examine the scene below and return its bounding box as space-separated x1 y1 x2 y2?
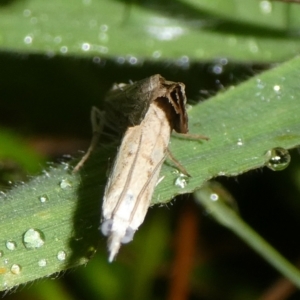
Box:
1 0 300 299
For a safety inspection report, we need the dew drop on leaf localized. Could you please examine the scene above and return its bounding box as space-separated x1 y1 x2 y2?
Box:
174 174 188 188
5 241 17 251
38 259 47 267
10 264 21 275
39 194 49 203
59 179 72 189
57 250 66 261
23 228 45 249
265 147 291 171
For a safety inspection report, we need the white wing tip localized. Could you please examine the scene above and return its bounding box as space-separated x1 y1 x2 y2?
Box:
107 231 122 263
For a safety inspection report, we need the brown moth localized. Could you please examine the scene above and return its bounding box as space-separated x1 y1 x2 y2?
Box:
101 75 189 261
75 74 203 262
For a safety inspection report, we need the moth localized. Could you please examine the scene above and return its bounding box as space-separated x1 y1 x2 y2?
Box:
75 74 206 262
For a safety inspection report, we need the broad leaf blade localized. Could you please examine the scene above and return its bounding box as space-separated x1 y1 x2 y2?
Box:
1 0 300 61
154 55 300 203
1 56 300 290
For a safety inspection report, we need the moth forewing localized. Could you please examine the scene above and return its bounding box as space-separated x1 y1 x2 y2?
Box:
101 100 174 262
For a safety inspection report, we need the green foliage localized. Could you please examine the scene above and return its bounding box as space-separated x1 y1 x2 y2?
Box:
1 0 300 298
1 0 300 61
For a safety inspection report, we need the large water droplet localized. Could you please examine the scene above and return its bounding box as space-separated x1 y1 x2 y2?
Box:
23 229 45 249
57 250 66 261
39 194 49 203
10 264 21 275
265 147 290 171
6 241 17 251
38 259 47 267
174 173 188 188
59 179 72 189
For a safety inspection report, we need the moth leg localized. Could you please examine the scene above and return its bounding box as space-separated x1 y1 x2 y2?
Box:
73 107 105 173
166 148 191 177
173 132 209 141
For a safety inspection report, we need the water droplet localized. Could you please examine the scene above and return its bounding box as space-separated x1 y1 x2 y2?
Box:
93 56 101 64
147 25 185 41
57 250 66 261
97 45 108 53
128 56 138 65
24 35 33 44
60 46 68 54
219 58 228 65
237 138 243 146
259 0 272 14
265 147 291 171
6 241 17 251
0 250 4 257
3 259 9 265
54 36 62 43
210 64 223 74
39 194 49 203
116 56 125 64
273 85 281 92
256 78 265 89
23 229 45 249
100 24 108 32
81 42 91 51
174 174 188 188
98 32 108 42
210 193 219 201
152 50 161 58
248 39 258 53
30 17 37 24
59 179 72 189
38 259 47 267
10 264 21 275
23 9 31 17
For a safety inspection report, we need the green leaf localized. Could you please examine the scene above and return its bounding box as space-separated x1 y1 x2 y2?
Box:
154 55 300 203
194 183 300 289
1 55 300 291
0 128 44 174
1 0 300 62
